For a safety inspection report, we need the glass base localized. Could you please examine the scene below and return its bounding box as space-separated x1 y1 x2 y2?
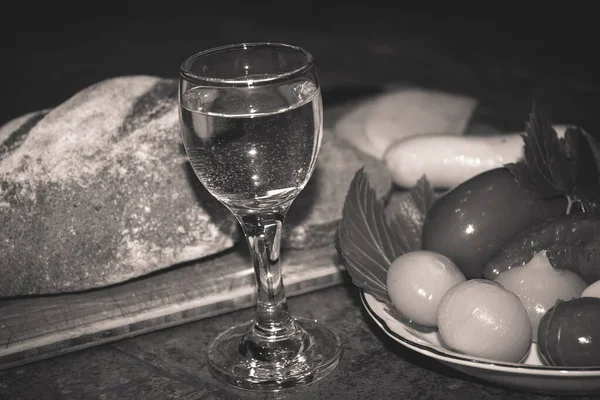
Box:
207 317 342 391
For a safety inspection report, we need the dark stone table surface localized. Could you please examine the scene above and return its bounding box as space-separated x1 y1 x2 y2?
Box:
0 282 597 400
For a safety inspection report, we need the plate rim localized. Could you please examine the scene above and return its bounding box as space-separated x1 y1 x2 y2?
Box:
360 289 600 377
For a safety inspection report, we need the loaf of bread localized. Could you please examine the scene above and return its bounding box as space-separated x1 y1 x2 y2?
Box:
0 76 238 296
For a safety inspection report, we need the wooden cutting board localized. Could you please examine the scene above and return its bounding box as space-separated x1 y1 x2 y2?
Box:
0 244 344 370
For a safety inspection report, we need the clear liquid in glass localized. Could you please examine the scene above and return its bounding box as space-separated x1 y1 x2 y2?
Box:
179 78 322 213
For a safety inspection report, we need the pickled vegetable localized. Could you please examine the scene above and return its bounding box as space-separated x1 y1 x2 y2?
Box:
495 251 587 340
386 251 465 327
483 214 600 284
437 279 532 363
422 168 566 279
538 297 600 367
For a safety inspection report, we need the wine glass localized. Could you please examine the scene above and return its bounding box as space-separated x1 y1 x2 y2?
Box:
178 42 342 391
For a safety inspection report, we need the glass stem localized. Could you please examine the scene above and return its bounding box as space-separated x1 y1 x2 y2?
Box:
239 212 296 339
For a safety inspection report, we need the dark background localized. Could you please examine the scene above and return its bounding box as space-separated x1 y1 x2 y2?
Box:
1 4 598 131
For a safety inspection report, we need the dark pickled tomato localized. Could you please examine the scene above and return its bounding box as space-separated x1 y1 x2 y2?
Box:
422 168 566 279
537 297 600 367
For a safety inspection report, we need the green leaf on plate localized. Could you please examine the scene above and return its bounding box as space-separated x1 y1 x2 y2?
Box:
410 176 436 217
337 167 436 304
505 104 600 213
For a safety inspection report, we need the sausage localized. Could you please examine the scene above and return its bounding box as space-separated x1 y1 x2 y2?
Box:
384 126 568 189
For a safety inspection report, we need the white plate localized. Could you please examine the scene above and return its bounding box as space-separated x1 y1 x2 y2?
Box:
361 290 600 395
